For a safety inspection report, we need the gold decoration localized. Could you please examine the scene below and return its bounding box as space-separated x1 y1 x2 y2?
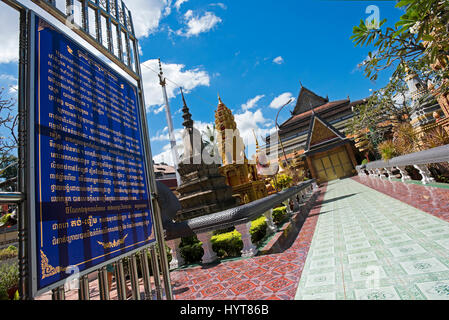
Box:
40 250 64 280
97 234 129 249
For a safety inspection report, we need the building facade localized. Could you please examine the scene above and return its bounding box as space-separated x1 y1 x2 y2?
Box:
264 85 365 184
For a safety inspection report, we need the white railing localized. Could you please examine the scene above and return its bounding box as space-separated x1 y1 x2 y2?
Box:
356 144 449 184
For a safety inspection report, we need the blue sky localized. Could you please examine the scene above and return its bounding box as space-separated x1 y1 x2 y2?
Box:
0 0 405 164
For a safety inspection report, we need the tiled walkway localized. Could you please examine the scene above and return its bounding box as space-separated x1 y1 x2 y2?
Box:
295 178 449 300
353 175 449 222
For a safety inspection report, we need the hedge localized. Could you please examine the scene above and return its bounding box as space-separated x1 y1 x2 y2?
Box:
272 206 288 225
178 216 269 263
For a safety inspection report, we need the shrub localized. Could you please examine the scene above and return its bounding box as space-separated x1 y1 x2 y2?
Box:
377 140 397 161
211 230 243 258
272 206 287 225
270 174 293 190
0 263 19 300
392 122 418 155
250 216 267 244
179 216 269 261
180 236 203 264
421 127 449 150
0 246 18 261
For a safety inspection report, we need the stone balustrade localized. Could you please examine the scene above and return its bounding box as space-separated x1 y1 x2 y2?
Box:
356 144 449 184
166 181 316 268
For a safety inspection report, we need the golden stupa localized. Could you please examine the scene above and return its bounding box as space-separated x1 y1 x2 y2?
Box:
214 95 268 204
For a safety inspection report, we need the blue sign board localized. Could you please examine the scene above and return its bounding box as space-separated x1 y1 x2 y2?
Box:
32 16 155 293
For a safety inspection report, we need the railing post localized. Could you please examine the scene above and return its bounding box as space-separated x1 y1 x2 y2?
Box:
284 199 293 215
129 254 141 300
78 274 90 300
167 238 184 270
149 247 163 300
115 260 127 300
396 166 411 182
384 167 393 180
139 249 153 300
98 266 110 300
264 209 277 234
196 231 218 264
51 286 65 300
414 164 435 184
375 168 382 178
235 222 258 258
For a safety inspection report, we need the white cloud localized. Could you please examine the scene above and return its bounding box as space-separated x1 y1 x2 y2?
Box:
125 0 172 38
241 95 265 111
174 0 189 11
234 108 275 158
152 120 214 165
269 92 296 109
0 2 19 64
273 56 284 65
177 10 222 37
209 3 227 10
140 59 210 110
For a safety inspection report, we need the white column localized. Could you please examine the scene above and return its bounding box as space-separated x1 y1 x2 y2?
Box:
284 199 293 215
384 167 393 181
196 231 217 264
264 209 277 234
396 166 411 182
375 168 382 178
414 164 435 184
235 222 258 258
166 238 184 270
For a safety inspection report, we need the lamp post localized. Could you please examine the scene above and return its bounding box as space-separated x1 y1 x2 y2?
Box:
275 98 294 168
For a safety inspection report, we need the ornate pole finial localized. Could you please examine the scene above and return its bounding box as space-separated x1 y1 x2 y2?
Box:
158 58 166 86
299 80 303 88
218 92 223 104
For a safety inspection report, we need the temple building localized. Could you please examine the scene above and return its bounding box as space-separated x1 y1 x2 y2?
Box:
174 91 238 221
264 84 365 184
404 66 444 143
215 96 268 204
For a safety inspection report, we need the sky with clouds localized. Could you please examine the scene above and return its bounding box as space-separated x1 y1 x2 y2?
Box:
0 0 404 165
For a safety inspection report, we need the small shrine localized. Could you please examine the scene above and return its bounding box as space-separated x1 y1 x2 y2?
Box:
174 91 238 221
214 96 268 204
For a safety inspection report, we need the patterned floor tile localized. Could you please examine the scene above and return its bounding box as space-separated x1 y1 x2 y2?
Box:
400 258 449 275
354 286 401 300
295 178 449 300
415 280 449 300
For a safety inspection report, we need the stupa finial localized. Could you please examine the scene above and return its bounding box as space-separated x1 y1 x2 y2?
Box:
252 129 260 153
181 88 193 128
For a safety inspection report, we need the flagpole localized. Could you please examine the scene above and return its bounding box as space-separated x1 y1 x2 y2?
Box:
158 59 182 186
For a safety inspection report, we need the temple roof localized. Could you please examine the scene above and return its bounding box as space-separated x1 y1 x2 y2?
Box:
292 86 329 116
281 99 350 128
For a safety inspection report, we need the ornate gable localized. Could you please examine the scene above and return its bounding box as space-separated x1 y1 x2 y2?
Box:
292 86 329 115
306 113 346 151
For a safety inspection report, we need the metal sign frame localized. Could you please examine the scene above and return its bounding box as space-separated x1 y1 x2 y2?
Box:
1 0 173 299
